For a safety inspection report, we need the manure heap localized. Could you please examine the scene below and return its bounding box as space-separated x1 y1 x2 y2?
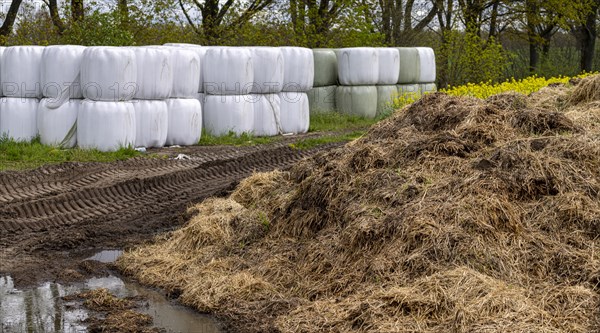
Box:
119 76 600 332
0 45 435 152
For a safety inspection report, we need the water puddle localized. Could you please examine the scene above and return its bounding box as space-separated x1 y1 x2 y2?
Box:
0 252 221 332
85 250 123 263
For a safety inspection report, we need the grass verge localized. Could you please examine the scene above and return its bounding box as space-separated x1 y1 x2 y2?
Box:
0 138 139 171
290 131 365 150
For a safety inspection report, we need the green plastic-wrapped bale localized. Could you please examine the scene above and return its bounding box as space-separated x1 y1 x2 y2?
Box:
420 83 437 94
312 49 338 87
397 47 420 84
376 85 399 116
308 85 337 114
397 84 421 97
336 86 378 119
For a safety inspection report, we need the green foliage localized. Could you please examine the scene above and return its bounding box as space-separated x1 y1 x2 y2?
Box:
437 31 511 87
61 10 135 46
0 138 140 171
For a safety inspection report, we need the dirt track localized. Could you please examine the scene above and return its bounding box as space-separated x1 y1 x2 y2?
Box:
0 139 343 288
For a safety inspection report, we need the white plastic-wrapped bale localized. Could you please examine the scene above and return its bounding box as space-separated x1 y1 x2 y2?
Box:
249 47 284 94
1 46 45 99
397 84 421 97
41 45 86 101
77 101 136 152
312 49 338 87
376 85 399 116
420 83 437 94
196 93 205 110
377 48 400 85
132 47 173 100
251 94 280 136
203 47 253 95
164 44 207 93
0 98 38 142
81 47 137 102
280 47 314 92
279 92 309 134
0 47 6 96
37 99 80 148
336 86 377 119
416 47 436 83
164 47 201 98
133 100 168 148
203 95 253 136
307 85 336 114
397 48 420 84
337 48 379 86
165 99 202 146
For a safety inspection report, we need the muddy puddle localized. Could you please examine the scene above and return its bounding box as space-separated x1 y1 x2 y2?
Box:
0 250 221 333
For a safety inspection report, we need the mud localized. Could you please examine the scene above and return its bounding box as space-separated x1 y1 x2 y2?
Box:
0 139 344 289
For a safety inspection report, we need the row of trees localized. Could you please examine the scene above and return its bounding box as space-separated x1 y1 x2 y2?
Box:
0 0 598 86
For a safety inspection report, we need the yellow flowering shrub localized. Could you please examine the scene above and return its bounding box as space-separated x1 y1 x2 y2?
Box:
392 73 598 110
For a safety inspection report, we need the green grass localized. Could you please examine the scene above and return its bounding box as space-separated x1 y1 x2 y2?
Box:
198 132 280 146
0 138 140 171
290 131 366 150
308 113 379 132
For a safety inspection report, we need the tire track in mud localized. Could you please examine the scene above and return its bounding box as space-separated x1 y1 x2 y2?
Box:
0 143 339 245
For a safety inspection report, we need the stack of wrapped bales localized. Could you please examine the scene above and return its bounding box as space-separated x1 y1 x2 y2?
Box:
375 48 401 116
159 45 202 146
130 47 173 148
78 46 137 152
308 49 338 114
0 46 45 142
279 47 313 134
38 45 86 148
335 47 380 119
249 47 284 136
397 47 437 98
203 47 255 136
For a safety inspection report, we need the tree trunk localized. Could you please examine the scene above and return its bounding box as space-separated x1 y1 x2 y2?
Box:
578 0 598 72
526 0 539 72
72 0 84 22
0 0 23 38
48 0 66 34
118 0 129 23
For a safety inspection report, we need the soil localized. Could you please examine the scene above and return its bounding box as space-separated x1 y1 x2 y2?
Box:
0 136 345 289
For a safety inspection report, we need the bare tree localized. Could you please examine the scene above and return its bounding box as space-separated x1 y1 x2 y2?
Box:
0 0 24 38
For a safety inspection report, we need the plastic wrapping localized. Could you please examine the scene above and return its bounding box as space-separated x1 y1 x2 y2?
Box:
203 47 253 95
251 94 281 136
77 101 136 152
335 86 377 119
337 48 379 86
279 92 309 134
307 85 336 114
164 44 207 93
0 47 6 96
81 47 137 102
420 83 437 94
163 47 201 98
37 99 80 148
1 46 45 99
397 48 420 84
377 48 400 85
196 92 205 110
41 45 86 101
397 84 421 97
376 85 399 116
165 99 202 146
280 47 314 92
203 95 253 136
132 47 173 100
0 98 38 142
249 47 284 93
133 100 168 148
416 47 436 83
312 49 338 87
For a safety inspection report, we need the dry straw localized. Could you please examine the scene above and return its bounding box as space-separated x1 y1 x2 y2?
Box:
118 76 600 333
